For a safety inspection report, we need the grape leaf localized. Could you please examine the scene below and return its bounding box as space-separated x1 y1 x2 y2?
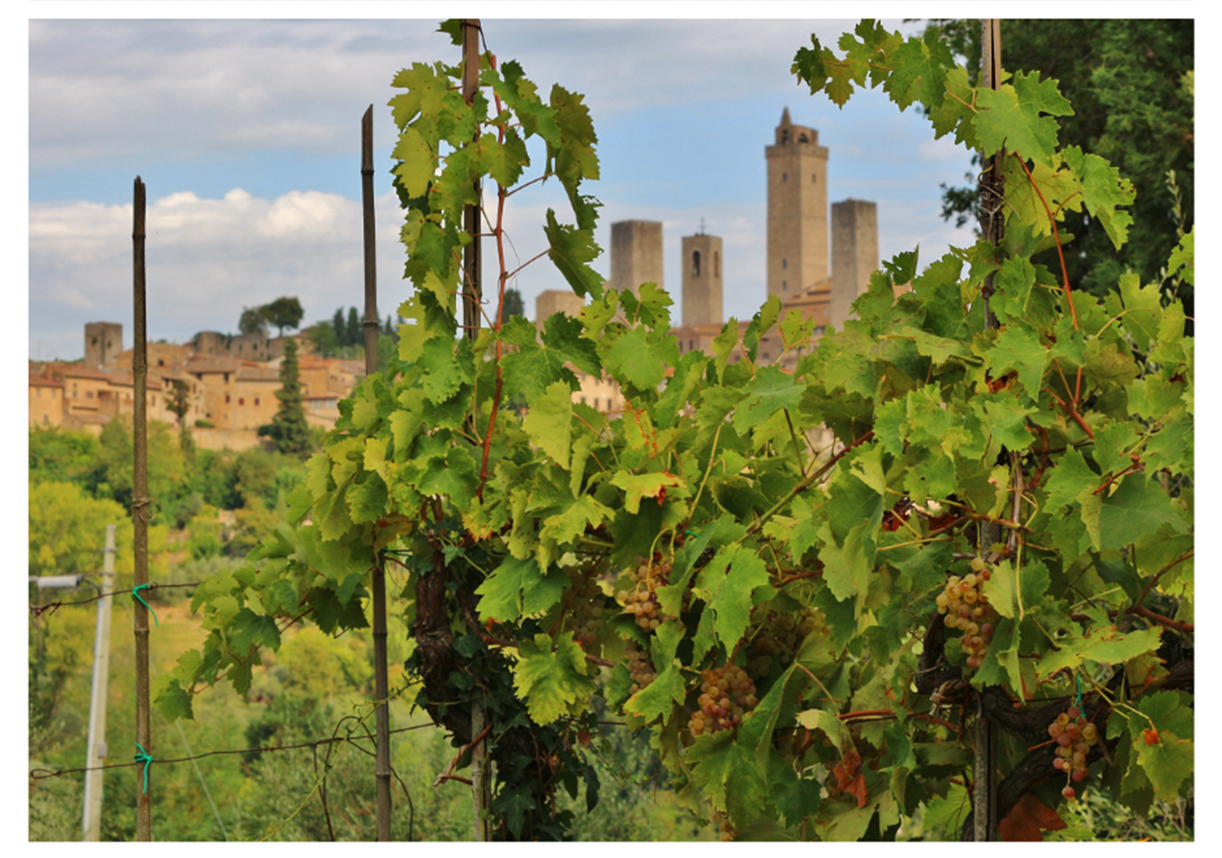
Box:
973 70 1073 165
512 632 597 725
521 381 573 470
692 544 772 650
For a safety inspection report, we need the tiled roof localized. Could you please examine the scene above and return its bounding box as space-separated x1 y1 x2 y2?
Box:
184 358 242 375
29 373 63 387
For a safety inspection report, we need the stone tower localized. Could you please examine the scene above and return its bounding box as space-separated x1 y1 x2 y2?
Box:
535 289 585 332
608 220 663 295
830 199 879 329
766 108 829 299
681 231 723 327
85 322 123 369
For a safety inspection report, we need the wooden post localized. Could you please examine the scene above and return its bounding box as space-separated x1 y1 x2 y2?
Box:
132 176 152 841
470 696 490 841
974 19 1003 842
461 18 482 340
361 105 393 842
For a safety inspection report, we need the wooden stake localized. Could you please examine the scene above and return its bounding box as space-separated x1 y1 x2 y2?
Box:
461 19 482 340
362 105 393 842
132 176 152 841
974 19 1002 842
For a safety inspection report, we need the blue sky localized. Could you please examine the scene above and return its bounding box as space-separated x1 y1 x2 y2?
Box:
26 4 1201 364
24 11 995 362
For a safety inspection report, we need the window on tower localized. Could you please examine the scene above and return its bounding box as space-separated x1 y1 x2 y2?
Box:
812 174 817 183
782 281 787 291
782 259 787 269
782 173 787 182
692 250 701 276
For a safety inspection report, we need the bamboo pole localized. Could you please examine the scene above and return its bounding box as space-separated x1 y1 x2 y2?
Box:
132 176 152 841
973 19 1003 842
361 105 393 841
461 19 482 341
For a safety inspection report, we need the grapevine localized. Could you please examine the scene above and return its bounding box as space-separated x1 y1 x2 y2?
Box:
153 18 1192 841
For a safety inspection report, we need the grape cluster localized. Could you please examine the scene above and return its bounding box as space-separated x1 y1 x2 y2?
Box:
626 640 657 695
936 557 998 669
1049 705 1099 800
615 557 673 632
711 811 736 842
746 607 818 677
564 574 608 652
687 665 758 737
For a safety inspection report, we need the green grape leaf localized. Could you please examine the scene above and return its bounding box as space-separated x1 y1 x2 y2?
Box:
1061 146 1136 250
1166 228 1194 285
1134 730 1193 802
610 470 683 516
624 621 686 722
603 324 676 391
988 324 1048 402
153 677 194 723
512 632 597 725
521 380 573 470
390 126 435 200
1096 475 1186 550
973 70 1072 165
796 707 853 753
544 210 603 299
693 544 772 650
228 608 281 656
884 31 954 111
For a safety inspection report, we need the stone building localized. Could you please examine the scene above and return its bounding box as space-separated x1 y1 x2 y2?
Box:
84 322 123 369
608 220 663 295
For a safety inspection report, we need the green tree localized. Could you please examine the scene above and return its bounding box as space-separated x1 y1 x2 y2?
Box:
262 296 305 337
28 426 99 486
28 481 135 578
239 305 269 335
346 306 362 347
333 308 348 346
502 287 525 321
258 337 311 456
309 320 340 357
924 19 1193 319
164 378 194 454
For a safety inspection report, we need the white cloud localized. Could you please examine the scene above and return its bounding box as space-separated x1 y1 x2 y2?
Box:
28 188 413 360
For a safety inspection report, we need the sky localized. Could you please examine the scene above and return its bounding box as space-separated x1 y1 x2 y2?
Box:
21 2 1207 365
21 7 994 363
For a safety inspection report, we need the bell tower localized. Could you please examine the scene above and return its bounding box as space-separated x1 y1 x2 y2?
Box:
766 108 829 299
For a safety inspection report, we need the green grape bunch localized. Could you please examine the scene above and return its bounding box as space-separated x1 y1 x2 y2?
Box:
936 558 999 669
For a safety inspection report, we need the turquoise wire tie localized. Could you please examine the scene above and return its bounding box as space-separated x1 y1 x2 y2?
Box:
134 743 153 793
132 584 159 628
1074 674 1083 709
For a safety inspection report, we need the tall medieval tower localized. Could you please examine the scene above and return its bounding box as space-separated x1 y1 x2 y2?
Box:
681 231 723 326
830 199 879 329
608 220 664 295
766 108 829 299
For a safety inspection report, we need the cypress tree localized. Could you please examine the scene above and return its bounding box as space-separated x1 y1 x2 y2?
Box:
259 337 311 455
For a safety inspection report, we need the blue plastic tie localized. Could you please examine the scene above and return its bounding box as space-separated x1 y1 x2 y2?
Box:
1074 674 1083 708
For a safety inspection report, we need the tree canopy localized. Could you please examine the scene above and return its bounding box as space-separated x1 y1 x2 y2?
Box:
924 19 1193 324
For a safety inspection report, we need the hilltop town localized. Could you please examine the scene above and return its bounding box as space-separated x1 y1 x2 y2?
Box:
28 323 364 451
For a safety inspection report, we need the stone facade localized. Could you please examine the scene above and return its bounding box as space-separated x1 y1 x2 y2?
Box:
534 290 586 332
830 199 880 330
84 322 123 369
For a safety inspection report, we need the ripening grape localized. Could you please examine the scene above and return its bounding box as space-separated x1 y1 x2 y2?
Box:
933 561 998 672
616 557 675 633
1063 786 1075 799
564 572 612 653
687 664 757 738
746 606 818 677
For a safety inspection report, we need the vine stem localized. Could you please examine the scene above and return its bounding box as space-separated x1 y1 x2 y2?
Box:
1133 550 1193 609
1009 151 1077 331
